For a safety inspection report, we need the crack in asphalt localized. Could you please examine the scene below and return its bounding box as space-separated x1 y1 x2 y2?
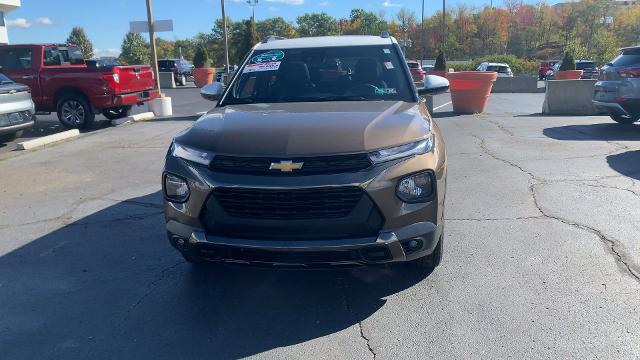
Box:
470 117 640 283
338 278 376 359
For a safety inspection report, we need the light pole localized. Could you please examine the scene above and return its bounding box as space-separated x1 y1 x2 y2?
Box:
247 0 258 22
145 0 161 94
442 0 446 51
421 0 425 66
221 0 230 74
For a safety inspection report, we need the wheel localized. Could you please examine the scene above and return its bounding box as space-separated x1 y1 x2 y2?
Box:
408 235 443 270
102 106 131 120
179 74 187 86
610 113 640 124
57 95 95 129
0 130 22 143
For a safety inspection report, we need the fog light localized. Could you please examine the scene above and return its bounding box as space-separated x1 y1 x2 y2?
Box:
164 173 190 202
396 171 433 203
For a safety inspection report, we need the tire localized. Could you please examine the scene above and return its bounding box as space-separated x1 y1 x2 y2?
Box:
408 235 443 270
610 113 640 124
179 74 187 86
57 95 95 129
102 106 132 120
0 130 21 143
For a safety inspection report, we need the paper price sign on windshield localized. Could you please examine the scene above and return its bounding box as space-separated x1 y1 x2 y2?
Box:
243 61 281 73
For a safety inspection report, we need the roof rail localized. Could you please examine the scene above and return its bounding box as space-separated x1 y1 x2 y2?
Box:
380 31 390 38
262 35 287 44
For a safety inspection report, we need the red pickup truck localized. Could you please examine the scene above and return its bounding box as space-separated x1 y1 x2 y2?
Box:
0 44 158 129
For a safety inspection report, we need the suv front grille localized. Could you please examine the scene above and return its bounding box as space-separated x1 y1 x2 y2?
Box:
212 187 363 220
210 154 372 176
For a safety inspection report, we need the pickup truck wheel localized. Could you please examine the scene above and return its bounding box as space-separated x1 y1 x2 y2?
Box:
57 96 95 129
102 106 132 120
610 113 640 124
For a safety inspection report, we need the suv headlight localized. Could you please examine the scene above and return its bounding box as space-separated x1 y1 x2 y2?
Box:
369 137 433 164
171 142 214 166
163 173 190 202
396 171 434 203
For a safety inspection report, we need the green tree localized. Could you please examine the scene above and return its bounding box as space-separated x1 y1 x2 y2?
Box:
155 38 175 60
174 39 196 60
256 17 297 39
236 20 260 63
296 12 339 37
193 43 210 68
559 51 576 70
66 26 94 59
434 51 446 71
119 32 149 65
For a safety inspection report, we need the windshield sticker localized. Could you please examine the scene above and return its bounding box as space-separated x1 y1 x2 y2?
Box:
384 61 394 69
251 50 285 64
383 49 391 54
243 61 281 73
375 87 398 95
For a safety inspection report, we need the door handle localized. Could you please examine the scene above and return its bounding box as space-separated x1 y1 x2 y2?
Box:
22 75 34 80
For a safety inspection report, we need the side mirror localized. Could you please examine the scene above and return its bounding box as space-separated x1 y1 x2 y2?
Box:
200 82 224 101
418 75 449 96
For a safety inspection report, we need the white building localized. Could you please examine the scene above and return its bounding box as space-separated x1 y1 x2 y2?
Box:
0 0 21 44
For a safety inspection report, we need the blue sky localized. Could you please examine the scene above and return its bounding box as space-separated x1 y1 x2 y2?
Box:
7 0 561 57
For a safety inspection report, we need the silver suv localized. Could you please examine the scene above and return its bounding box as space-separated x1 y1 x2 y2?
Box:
593 46 640 124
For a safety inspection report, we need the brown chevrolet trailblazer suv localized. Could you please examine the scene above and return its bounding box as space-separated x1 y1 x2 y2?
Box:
163 34 449 270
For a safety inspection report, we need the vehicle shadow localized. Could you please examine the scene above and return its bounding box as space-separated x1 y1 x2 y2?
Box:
0 192 430 359
607 150 640 180
542 122 640 141
432 111 460 118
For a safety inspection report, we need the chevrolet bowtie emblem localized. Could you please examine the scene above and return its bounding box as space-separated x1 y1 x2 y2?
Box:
269 160 304 172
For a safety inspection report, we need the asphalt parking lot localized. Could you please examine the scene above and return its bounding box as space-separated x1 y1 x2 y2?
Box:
0 83 210 155
1 92 639 359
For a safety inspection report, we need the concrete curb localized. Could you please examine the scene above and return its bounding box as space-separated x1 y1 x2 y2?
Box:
111 112 156 126
17 129 80 150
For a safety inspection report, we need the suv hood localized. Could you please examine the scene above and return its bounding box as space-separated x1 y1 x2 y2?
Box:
175 101 430 156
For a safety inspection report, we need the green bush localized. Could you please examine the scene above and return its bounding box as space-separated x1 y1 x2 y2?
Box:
193 44 210 68
471 54 538 75
450 63 475 72
434 51 446 71
559 52 576 71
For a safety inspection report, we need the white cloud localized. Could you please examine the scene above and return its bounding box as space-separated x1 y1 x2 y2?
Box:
265 0 304 5
319 1 329 5
94 48 121 58
34 17 53 25
268 6 280 11
382 0 401 7
6 18 31 28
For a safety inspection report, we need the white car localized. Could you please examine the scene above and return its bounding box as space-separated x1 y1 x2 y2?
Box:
476 62 513 77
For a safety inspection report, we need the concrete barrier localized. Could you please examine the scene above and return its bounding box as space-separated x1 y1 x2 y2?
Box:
111 112 155 126
159 72 176 89
492 76 543 93
542 79 605 116
17 130 80 150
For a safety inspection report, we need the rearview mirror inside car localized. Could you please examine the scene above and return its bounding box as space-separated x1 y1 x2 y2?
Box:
200 82 224 101
418 75 449 96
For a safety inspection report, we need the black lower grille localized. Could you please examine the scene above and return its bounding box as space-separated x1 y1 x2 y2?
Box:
212 187 363 220
210 153 372 176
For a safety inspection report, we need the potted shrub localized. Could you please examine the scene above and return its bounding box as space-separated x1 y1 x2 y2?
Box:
555 52 583 80
192 44 215 88
446 68 498 114
431 50 447 78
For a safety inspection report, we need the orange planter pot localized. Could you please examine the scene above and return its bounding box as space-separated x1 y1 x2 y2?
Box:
554 70 583 80
446 71 498 114
193 68 215 88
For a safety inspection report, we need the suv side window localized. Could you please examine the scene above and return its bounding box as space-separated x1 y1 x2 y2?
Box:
0 48 33 69
43 47 62 66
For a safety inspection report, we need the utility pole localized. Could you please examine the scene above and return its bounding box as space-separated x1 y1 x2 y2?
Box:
146 0 162 95
442 0 446 51
221 0 230 74
421 0 425 67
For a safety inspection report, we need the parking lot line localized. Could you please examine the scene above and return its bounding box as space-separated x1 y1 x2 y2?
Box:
433 101 452 111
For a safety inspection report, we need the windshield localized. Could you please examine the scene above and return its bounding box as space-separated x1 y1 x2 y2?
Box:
0 73 13 84
487 65 509 73
609 51 640 67
576 62 596 70
221 45 414 105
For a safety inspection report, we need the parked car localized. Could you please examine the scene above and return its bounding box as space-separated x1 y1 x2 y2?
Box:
215 65 238 83
476 62 513 77
539 60 559 80
164 35 450 269
593 46 640 124
546 60 599 80
158 59 192 86
407 60 426 85
0 44 158 128
0 71 35 143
